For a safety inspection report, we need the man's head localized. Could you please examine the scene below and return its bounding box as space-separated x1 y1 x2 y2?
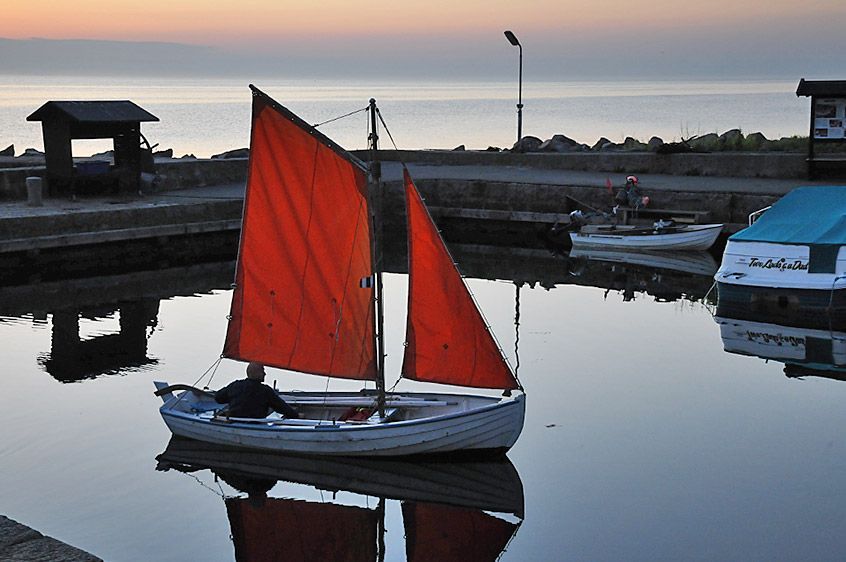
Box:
246 362 266 381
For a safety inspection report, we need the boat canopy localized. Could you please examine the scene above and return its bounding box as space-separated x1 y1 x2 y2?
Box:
731 186 846 246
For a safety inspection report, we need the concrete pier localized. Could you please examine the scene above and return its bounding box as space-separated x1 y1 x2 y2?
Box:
0 154 836 261
0 183 243 254
0 515 101 561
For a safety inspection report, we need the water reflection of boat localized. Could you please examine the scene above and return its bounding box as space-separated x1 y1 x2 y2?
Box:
156 436 524 561
570 248 718 277
715 283 846 331
565 247 716 302
157 436 524 516
715 316 846 382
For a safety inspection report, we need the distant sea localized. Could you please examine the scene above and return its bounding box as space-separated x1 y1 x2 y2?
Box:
0 75 809 158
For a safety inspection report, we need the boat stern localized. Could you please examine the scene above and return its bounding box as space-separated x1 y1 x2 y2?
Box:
716 240 846 290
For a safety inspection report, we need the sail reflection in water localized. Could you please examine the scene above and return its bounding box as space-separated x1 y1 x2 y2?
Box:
156 437 524 561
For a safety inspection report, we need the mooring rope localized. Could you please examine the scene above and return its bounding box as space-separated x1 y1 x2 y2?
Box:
827 275 846 334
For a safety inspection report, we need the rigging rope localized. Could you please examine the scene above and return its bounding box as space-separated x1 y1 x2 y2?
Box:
177 470 229 500
313 106 368 129
375 109 403 159
200 356 224 389
169 357 224 410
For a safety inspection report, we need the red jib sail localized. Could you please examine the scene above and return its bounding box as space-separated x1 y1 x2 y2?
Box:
223 87 376 380
401 169 518 390
402 501 520 562
226 497 378 562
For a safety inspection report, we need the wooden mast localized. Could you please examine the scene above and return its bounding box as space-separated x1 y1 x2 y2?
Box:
369 98 386 416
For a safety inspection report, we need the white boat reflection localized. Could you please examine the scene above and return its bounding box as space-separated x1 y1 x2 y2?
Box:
156 437 524 561
715 316 846 381
565 248 717 302
570 248 718 277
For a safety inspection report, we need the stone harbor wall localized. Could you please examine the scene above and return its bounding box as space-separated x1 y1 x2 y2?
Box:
503 129 810 154
365 150 809 179
0 515 102 561
0 130 821 201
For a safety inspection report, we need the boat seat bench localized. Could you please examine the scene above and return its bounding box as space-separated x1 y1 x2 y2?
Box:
207 407 400 426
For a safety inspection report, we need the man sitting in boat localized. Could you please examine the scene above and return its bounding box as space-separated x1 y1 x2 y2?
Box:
615 175 650 209
215 362 300 419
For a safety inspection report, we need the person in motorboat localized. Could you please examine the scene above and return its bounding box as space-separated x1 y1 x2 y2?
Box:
215 362 300 419
615 175 650 209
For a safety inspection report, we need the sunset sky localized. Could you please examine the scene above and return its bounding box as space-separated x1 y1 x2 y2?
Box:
2 0 845 78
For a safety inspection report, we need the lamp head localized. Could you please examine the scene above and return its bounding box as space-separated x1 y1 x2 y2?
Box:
504 30 520 47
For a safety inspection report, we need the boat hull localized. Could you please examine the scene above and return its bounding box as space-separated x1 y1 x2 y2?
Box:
157 387 526 457
715 240 846 290
569 223 723 251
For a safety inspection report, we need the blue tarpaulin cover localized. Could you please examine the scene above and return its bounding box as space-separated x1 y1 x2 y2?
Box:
731 186 846 245
730 186 846 273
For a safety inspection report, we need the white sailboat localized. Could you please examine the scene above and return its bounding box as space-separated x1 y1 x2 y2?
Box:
154 86 525 456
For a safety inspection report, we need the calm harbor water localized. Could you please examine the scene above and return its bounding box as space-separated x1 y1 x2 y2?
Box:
1 244 845 561
0 75 808 157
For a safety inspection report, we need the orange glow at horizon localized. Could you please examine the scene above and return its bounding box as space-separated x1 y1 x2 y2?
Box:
2 0 844 47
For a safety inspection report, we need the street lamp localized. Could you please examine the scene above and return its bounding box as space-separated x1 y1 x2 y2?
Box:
503 30 523 144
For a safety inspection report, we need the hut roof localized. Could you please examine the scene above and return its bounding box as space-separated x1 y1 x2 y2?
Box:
27 101 159 123
796 79 846 97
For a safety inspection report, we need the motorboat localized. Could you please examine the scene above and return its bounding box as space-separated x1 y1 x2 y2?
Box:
569 222 723 251
715 186 846 320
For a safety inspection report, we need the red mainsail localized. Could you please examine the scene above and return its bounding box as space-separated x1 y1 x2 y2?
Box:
223 87 376 380
401 169 519 390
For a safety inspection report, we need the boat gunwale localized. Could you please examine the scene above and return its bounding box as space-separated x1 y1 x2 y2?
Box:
576 223 723 238
570 223 722 251
160 390 525 434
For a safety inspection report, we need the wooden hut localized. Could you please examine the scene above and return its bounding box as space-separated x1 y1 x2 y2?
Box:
27 100 159 195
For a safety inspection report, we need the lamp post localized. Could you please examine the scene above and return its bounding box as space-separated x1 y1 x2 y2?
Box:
504 30 523 144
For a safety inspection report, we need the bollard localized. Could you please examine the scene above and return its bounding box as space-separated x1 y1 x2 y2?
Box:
25 177 43 207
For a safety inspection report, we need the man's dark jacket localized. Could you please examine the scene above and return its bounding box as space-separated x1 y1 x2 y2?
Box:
215 379 299 418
